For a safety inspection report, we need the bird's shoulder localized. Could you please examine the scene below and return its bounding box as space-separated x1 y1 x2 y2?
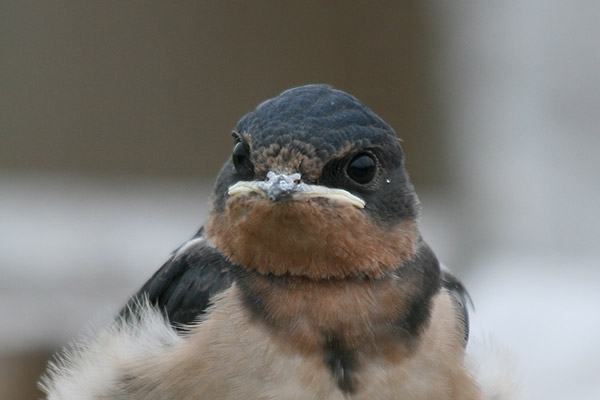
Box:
440 266 472 346
121 227 234 329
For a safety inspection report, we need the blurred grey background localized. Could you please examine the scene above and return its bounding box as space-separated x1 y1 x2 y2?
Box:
2 1 599 399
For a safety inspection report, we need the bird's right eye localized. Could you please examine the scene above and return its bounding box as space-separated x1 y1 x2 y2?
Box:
232 141 248 170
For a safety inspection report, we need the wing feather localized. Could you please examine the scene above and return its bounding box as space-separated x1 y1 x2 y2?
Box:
121 229 234 329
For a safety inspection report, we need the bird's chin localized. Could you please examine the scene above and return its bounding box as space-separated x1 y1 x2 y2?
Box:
205 194 419 280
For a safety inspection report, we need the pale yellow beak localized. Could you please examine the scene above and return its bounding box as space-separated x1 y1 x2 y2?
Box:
228 172 365 209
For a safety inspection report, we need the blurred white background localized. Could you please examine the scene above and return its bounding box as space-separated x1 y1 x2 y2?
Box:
2 2 599 399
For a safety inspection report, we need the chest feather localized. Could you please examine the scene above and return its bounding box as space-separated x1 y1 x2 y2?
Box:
119 286 480 400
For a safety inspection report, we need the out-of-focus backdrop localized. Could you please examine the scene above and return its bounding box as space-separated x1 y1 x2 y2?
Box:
2 2 599 399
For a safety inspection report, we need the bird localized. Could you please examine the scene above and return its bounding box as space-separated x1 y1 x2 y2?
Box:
41 84 482 399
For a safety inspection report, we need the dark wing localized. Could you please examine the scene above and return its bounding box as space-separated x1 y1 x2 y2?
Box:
120 228 234 330
441 269 472 347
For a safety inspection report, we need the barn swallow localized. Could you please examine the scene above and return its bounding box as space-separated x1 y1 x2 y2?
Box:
42 85 480 399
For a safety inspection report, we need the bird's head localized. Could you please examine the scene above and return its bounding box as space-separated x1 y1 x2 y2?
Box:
205 85 420 279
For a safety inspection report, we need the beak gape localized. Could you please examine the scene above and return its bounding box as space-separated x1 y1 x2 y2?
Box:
227 172 366 209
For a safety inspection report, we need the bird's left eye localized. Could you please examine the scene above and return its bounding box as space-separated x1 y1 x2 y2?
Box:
346 153 377 184
232 141 248 169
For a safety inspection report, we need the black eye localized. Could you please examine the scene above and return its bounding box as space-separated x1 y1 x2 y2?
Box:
346 153 377 184
232 141 248 169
